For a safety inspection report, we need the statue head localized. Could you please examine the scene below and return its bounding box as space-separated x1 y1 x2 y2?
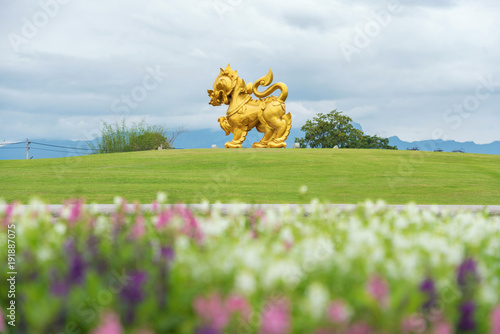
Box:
207 64 238 106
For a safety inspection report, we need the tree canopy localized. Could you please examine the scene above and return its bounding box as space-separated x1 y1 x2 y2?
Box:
295 110 397 150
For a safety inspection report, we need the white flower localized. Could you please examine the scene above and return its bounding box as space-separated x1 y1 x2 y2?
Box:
28 197 46 214
89 202 100 215
305 282 330 319
37 247 52 261
479 283 499 305
279 227 294 245
175 235 191 251
199 199 210 213
113 196 123 206
201 216 229 236
157 192 167 204
235 270 257 295
299 185 308 195
262 259 302 289
54 223 67 235
236 244 263 271
94 215 109 234
60 206 71 220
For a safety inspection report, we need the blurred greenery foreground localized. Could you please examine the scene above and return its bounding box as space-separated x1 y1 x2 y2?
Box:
1 195 500 333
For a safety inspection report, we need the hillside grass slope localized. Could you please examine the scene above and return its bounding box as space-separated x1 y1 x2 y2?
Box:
0 149 499 204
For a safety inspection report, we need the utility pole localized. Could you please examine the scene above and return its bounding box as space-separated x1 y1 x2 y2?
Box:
26 138 30 160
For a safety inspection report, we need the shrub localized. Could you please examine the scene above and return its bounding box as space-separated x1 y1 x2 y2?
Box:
88 119 184 154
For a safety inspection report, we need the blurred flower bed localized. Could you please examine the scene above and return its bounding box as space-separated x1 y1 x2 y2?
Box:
1 195 500 334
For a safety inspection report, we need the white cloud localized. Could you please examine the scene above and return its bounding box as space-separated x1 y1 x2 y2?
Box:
0 0 499 144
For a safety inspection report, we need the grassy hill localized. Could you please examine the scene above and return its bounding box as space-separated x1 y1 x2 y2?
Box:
0 148 499 204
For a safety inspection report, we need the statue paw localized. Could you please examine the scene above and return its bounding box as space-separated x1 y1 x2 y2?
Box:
225 141 242 148
267 141 286 148
252 142 268 148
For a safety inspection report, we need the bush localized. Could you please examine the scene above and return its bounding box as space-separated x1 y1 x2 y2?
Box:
296 110 397 149
88 119 184 154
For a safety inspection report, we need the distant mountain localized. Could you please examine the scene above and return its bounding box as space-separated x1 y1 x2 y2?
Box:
3 123 497 160
0 139 94 160
174 122 363 149
388 136 500 155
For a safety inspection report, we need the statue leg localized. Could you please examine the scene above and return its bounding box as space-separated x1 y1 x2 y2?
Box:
252 123 274 148
263 107 291 148
225 127 247 148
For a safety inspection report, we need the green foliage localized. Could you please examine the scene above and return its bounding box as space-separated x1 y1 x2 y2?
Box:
295 110 397 149
88 119 182 154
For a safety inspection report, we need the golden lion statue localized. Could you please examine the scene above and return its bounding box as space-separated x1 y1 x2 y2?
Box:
208 65 292 148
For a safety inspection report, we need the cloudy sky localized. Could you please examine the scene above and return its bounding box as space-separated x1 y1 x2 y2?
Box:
1 0 499 144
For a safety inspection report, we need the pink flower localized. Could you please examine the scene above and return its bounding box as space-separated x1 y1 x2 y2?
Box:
91 311 123 334
194 293 251 331
226 294 251 321
327 299 350 324
130 214 145 239
432 321 453 334
314 330 331 334
193 293 230 331
401 314 426 333
178 206 204 244
0 308 7 332
367 275 390 308
491 306 500 334
2 203 16 227
156 208 174 229
68 200 83 223
346 322 372 334
260 298 291 334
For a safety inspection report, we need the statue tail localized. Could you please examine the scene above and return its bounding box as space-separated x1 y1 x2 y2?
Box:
252 69 288 102
275 111 292 143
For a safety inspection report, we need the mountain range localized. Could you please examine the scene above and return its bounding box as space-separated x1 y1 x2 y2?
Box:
1 126 499 160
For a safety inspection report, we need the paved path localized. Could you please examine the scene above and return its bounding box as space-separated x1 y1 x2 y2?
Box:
36 204 500 216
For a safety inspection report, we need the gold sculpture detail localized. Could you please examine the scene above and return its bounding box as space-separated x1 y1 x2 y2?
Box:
208 65 292 148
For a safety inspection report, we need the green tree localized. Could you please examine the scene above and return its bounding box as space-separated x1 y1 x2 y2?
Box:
295 110 397 149
88 118 185 154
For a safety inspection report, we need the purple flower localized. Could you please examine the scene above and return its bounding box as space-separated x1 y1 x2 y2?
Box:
420 277 437 310
457 301 476 332
64 238 87 285
160 246 175 262
121 271 147 304
195 326 219 334
51 280 70 296
457 258 479 288
69 252 86 284
120 271 147 325
50 268 70 296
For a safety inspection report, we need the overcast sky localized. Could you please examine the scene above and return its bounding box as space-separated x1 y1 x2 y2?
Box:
1 0 499 144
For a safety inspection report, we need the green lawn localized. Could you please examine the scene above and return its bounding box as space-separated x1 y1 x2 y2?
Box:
1 149 499 204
